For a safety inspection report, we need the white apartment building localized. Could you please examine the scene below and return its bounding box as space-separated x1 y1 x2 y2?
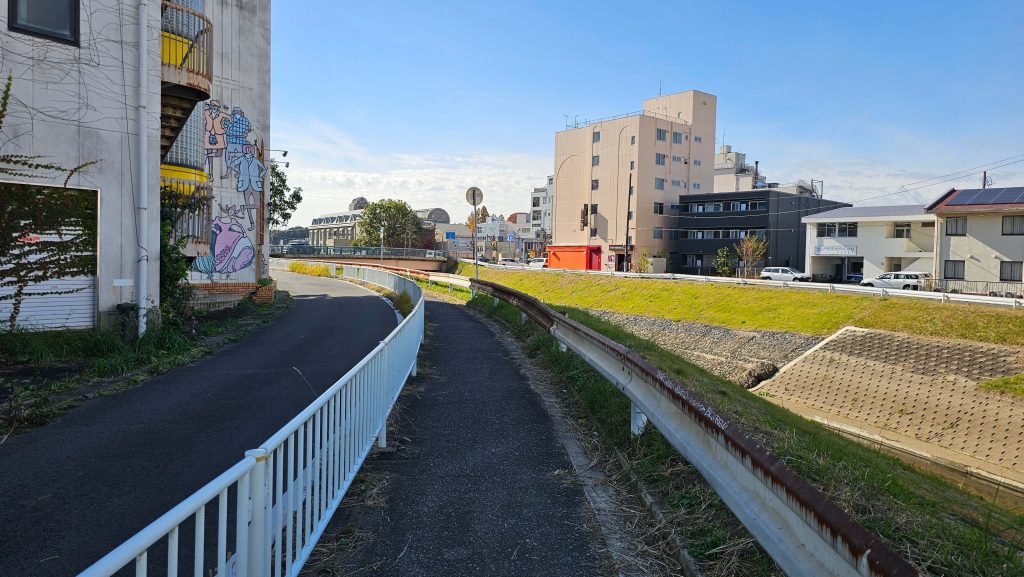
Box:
531 175 554 241
803 206 936 281
0 0 271 330
928 187 1024 295
550 90 717 271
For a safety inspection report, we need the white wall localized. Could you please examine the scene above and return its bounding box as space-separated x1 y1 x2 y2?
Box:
937 213 1024 282
805 217 935 279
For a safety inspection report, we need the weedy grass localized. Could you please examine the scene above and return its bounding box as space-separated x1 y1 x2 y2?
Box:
980 373 1024 397
467 293 1024 577
456 264 1024 347
288 261 332 277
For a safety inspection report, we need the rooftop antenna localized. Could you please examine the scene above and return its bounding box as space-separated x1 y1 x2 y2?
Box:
563 114 569 130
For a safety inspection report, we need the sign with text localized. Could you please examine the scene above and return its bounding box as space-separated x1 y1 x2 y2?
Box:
813 244 857 256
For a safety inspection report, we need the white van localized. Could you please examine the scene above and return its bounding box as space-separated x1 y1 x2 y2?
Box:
860 271 932 290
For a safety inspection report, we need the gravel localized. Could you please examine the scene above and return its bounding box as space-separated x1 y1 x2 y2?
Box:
589 311 822 387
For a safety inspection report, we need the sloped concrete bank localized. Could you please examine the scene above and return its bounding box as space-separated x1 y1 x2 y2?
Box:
588 311 822 387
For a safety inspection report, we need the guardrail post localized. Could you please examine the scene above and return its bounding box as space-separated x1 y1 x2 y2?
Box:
557 340 567 353
519 311 527 324
828 284 835 293
630 402 648 436
245 448 269 577
327 263 336 277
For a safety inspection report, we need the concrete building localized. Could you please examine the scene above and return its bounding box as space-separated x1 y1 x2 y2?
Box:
434 223 473 258
674 188 848 274
803 206 935 282
927 187 1024 295
550 90 717 271
0 0 271 330
309 202 451 248
530 175 554 250
713 145 767 192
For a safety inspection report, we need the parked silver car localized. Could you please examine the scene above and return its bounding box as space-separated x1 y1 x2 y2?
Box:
860 271 932 290
759 267 811 282
528 257 547 268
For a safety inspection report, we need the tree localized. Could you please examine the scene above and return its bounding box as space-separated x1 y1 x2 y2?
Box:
465 205 490 233
734 234 768 278
353 199 422 248
267 160 303 228
713 246 735 277
632 249 650 273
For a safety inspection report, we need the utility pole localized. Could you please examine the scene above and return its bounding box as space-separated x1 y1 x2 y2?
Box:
982 170 988 189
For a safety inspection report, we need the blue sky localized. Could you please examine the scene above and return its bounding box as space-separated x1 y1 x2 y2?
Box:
271 0 1024 226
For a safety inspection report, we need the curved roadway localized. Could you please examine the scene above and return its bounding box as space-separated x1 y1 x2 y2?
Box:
0 272 396 576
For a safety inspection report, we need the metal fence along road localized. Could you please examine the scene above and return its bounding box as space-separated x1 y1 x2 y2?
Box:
463 259 1024 309
269 245 448 260
79 264 424 577
471 278 919 577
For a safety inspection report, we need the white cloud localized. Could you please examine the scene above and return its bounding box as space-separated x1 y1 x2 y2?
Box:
273 119 550 227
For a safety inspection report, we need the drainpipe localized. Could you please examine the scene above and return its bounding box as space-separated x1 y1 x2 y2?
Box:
136 0 150 338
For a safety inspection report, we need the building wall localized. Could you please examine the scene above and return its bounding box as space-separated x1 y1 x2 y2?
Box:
936 212 1024 282
804 217 935 279
0 0 163 327
188 0 272 284
552 90 716 271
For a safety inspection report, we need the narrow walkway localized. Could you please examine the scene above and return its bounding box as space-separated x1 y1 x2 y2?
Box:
0 272 397 577
321 298 610 577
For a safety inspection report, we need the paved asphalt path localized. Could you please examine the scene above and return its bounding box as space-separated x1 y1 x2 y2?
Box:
330 298 610 576
0 272 396 576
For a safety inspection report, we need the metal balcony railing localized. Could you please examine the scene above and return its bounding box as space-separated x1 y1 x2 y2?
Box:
928 278 1024 299
160 0 212 94
161 177 212 245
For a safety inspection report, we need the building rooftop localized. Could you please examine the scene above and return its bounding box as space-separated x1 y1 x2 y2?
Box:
927 187 1024 213
803 205 929 222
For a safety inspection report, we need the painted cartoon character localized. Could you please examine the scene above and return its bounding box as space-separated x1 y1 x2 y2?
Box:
191 216 255 279
203 99 231 177
222 106 252 179
228 143 268 231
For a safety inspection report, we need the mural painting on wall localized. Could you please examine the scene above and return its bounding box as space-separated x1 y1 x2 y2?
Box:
191 204 256 281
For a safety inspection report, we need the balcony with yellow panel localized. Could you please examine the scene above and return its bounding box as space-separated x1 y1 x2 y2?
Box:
160 0 212 160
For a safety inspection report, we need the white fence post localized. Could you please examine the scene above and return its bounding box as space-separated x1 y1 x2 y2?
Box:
245 449 269 577
630 402 648 436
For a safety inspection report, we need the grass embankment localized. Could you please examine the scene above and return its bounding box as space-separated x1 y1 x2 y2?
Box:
456 264 1024 346
982 374 1024 397
1 300 279 434
461 291 1024 576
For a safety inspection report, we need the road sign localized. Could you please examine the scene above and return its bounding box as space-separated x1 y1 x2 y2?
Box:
445 231 456 240
466 187 483 206
507 234 515 242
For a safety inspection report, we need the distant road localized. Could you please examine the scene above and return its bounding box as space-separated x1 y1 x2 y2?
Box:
0 272 396 576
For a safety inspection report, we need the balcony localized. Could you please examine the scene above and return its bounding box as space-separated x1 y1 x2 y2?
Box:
160 0 213 159
161 176 213 256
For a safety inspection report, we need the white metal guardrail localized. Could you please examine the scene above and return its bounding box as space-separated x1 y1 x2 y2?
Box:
473 278 919 577
462 259 1024 309
79 263 423 577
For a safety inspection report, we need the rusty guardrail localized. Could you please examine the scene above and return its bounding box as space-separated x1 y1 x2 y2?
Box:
472 277 918 577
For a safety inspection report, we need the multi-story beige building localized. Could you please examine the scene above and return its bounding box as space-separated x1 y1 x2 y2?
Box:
550 90 717 271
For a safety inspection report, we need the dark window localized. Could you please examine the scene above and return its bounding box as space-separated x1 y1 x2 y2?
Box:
656 128 667 141
944 260 965 279
1000 261 1023 282
655 153 666 165
653 202 664 215
9 0 79 44
893 222 911 238
654 178 665 190
653 227 663 239
672 131 682 144
591 179 599 190
590 203 598 214
630 135 636 145
592 131 601 143
946 217 966 236
1003 215 1024 235
592 155 600 166
532 197 540 207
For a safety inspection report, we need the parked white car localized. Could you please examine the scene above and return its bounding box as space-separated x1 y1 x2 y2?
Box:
528 257 547 268
860 271 932 290
759 267 811 282
497 258 519 266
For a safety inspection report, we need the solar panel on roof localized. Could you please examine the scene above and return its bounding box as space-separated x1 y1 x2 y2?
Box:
946 187 1024 206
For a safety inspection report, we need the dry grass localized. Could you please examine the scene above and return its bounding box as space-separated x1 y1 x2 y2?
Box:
456 265 1024 347
288 261 332 277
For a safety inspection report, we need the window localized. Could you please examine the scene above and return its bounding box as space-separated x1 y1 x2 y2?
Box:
592 155 600 166
653 227 664 239
671 179 681 188
693 159 702 166
1003 216 1024 235
655 153 666 165
672 155 682 163
1001 261 1024 282
694 136 702 143
656 128 667 141
591 179 599 190
593 131 601 143
630 135 636 145
816 222 858 237
921 221 935 228
654 202 664 215
893 222 911 238
627 211 633 221
672 131 683 144
9 0 78 44
628 185 634 195
532 197 540 208
629 160 635 170
654 178 665 190
532 210 542 221
692 182 701 190
944 260 965 279
946 217 966 236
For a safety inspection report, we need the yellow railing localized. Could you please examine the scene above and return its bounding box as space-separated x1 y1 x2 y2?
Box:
160 1 212 92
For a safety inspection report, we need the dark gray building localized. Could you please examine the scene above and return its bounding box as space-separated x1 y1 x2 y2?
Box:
670 188 850 273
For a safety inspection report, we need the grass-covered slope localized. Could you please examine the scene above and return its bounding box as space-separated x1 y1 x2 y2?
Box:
456 264 1024 346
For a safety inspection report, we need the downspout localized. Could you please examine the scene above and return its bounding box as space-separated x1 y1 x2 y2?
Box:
136 0 150 338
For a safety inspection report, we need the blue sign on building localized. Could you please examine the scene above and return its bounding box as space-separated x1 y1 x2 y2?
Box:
445 231 456 240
